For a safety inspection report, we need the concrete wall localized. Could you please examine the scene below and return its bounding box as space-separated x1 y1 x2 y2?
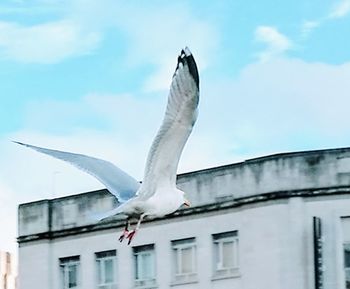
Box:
18 195 350 289
18 200 50 237
179 148 350 206
18 190 117 237
18 242 51 289
0 251 16 289
18 148 350 237
17 148 350 289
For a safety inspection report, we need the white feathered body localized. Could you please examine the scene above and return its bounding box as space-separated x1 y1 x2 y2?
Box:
14 47 199 224
120 187 185 218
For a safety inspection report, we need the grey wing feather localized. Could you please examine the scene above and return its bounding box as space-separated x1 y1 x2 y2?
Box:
139 47 199 199
13 141 140 202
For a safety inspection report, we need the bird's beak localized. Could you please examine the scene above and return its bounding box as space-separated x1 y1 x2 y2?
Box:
184 199 191 207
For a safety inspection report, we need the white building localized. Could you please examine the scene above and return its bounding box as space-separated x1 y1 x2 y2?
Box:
17 147 350 289
0 251 16 289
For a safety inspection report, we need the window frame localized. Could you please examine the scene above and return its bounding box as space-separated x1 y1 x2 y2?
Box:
95 250 117 288
133 244 156 287
59 256 80 289
171 238 197 284
212 231 240 278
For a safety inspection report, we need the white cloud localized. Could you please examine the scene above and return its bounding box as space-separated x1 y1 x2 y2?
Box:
0 181 17 253
329 0 350 18
203 58 350 154
112 2 219 92
3 0 350 258
0 90 233 256
255 26 292 61
0 19 100 63
1 92 168 208
301 20 320 37
0 1 219 69
2 56 350 254
299 0 350 39
5 58 350 203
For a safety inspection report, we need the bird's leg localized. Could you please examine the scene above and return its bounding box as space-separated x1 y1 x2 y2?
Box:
127 214 145 245
118 219 130 242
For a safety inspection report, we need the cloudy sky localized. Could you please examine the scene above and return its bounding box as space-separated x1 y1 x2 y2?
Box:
1 0 350 253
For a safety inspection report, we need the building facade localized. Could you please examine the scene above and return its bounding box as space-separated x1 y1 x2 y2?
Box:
0 251 16 289
17 147 350 289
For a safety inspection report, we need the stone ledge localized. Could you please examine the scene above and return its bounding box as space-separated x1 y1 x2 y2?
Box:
17 185 350 244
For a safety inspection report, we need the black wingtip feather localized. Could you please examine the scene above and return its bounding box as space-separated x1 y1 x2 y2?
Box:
174 47 199 89
12 141 31 148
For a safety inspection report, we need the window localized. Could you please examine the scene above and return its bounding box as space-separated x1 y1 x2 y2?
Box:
212 231 239 278
133 244 156 287
171 238 197 283
60 256 80 289
345 243 350 289
96 250 117 289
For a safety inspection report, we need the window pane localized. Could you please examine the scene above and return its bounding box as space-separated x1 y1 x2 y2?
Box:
174 250 179 274
95 251 117 285
96 260 102 284
134 255 140 280
181 247 193 274
345 244 350 288
214 243 220 269
212 231 239 274
68 265 77 288
172 238 196 278
346 269 350 289
142 253 152 279
222 241 234 268
59 256 80 289
133 244 155 281
104 259 114 283
345 245 350 268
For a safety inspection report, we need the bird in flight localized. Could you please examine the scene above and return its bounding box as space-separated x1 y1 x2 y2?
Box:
14 47 199 244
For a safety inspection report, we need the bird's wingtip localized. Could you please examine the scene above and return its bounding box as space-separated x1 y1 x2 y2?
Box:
183 47 192 56
174 47 199 88
12 141 32 149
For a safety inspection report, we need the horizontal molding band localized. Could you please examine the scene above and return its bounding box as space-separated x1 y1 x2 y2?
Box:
18 185 350 244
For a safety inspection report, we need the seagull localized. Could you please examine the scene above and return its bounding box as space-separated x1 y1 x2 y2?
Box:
14 47 199 244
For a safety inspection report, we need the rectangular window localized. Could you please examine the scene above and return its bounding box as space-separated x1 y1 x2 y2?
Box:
60 256 80 289
172 238 197 283
133 244 156 287
344 243 350 289
212 231 239 278
95 250 117 289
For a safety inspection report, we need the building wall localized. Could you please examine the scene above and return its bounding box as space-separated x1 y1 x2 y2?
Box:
18 195 350 289
0 251 16 289
178 148 350 205
17 148 350 289
18 148 350 237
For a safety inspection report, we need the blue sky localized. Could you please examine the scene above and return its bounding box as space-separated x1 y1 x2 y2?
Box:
1 0 350 253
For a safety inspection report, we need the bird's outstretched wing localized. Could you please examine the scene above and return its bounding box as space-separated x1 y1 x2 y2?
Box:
13 141 140 202
139 47 199 199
